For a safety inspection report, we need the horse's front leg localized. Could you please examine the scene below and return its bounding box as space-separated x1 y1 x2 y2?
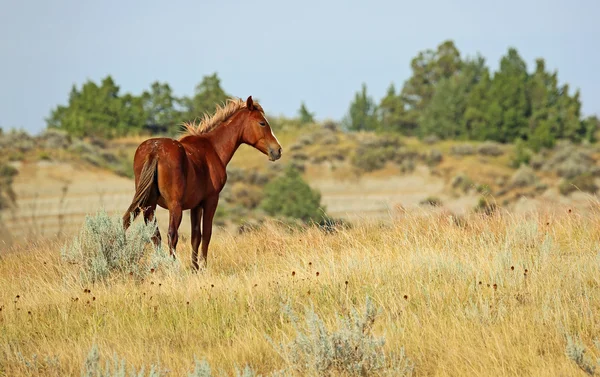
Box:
199 196 219 269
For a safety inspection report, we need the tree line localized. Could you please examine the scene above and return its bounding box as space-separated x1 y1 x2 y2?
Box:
345 40 599 151
46 39 598 150
46 73 229 139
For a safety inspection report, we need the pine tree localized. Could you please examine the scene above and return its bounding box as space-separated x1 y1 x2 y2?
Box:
141 82 181 134
486 48 531 142
184 73 229 121
46 76 146 138
344 83 379 131
421 55 488 139
298 102 315 124
377 83 409 133
400 40 462 129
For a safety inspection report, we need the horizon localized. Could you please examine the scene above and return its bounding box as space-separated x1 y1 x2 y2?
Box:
1 0 599 135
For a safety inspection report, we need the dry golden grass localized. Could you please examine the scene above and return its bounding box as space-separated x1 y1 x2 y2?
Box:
3 206 600 376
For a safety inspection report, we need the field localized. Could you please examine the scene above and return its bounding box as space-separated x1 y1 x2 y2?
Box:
2 127 600 376
2 207 600 376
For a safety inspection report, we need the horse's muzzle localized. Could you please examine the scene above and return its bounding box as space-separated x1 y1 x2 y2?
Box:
268 147 282 161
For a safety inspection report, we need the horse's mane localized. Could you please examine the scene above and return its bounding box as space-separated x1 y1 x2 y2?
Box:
179 97 264 138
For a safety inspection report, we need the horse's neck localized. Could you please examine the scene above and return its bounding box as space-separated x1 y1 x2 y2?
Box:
205 120 243 166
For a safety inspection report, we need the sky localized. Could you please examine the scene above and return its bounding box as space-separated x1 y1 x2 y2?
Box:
0 0 598 134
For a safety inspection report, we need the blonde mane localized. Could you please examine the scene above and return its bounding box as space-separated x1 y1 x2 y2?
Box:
179 97 264 138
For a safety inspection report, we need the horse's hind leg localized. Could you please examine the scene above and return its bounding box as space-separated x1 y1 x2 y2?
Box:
143 203 161 248
190 206 203 271
167 204 183 257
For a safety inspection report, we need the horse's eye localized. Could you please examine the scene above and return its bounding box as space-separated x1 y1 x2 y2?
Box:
259 121 266 127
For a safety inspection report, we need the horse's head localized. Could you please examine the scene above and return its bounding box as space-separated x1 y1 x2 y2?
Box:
240 96 282 161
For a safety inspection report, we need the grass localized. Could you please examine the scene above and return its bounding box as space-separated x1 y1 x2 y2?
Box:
2 205 600 376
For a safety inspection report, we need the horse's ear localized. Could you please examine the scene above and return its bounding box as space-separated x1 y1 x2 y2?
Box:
246 96 254 111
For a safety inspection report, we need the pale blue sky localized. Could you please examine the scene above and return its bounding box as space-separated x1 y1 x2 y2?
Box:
1 0 598 134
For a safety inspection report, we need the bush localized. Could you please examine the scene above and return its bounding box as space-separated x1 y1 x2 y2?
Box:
321 120 339 131
38 129 71 149
311 148 346 164
543 144 596 179
451 174 474 193
426 149 443 166
423 134 440 145
0 161 18 212
230 182 264 209
351 135 404 172
474 196 498 216
509 165 538 188
420 196 442 207
558 173 598 196
227 168 271 186
351 148 389 172
529 153 545 170
268 297 413 377
260 166 325 223
510 139 532 168
565 334 599 376
477 141 503 156
61 209 179 283
451 144 475 156
80 344 278 377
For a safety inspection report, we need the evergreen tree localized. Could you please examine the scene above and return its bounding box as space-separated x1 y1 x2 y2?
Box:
344 83 379 131
298 102 315 124
487 48 530 142
377 83 409 133
463 61 494 140
526 59 559 150
46 76 146 138
421 55 488 139
141 82 181 134
400 40 462 130
184 73 229 121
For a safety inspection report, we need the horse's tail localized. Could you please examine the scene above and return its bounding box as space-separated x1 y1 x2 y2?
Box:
123 155 159 228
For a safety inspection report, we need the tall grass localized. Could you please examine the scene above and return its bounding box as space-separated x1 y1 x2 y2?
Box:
1 206 600 376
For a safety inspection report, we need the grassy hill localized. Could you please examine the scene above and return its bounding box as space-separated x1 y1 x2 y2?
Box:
1 122 600 245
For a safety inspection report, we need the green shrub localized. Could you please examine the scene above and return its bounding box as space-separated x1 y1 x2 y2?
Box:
61 209 179 283
259 165 325 223
510 139 532 168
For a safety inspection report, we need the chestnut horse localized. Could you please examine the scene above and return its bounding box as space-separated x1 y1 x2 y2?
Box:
122 96 282 270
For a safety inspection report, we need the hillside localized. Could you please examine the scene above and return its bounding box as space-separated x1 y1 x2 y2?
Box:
1 123 599 246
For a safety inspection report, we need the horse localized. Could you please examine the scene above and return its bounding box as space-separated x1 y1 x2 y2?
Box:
122 96 282 270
